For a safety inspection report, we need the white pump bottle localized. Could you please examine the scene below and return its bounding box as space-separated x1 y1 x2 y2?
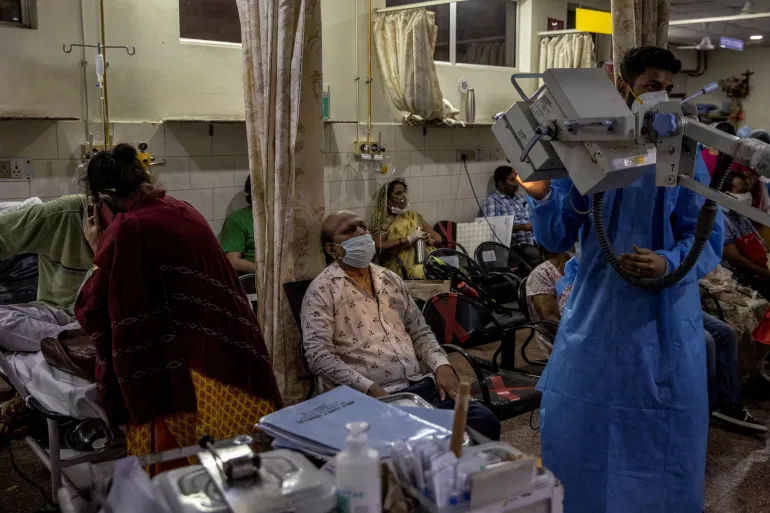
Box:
335 422 381 513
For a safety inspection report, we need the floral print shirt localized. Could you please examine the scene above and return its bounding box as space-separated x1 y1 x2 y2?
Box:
301 263 450 393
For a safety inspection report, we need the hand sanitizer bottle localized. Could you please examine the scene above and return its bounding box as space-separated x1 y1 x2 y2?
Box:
336 422 381 513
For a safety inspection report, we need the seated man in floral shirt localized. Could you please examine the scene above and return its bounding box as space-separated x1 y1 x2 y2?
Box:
301 211 501 440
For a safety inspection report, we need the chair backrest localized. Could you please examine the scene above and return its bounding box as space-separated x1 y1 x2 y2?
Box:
434 220 458 249
425 248 483 279
282 279 314 335
511 243 544 267
474 241 531 276
239 273 258 312
422 292 502 349
517 277 531 321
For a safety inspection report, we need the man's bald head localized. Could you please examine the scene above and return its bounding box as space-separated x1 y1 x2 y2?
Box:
321 210 368 265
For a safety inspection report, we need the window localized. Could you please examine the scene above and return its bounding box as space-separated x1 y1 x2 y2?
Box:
384 0 516 68
385 0 451 62
0 0 34 28
179 0 241 44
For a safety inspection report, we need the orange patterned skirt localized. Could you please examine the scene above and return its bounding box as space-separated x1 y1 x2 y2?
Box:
125 370 276 464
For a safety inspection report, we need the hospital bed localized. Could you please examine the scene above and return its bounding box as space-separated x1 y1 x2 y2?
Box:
0 351 126 500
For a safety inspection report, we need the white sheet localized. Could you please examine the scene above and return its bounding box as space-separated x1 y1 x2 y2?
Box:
1 351 106 421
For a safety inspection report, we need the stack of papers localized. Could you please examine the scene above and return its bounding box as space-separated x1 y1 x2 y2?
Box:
259 386 452 458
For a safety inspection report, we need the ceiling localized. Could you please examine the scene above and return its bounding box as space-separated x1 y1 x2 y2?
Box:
668 0 770 48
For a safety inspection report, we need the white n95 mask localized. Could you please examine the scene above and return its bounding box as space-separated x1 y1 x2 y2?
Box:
631 90 670 114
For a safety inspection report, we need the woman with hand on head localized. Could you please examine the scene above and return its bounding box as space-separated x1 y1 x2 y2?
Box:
76 144 282 461
370 179 442 279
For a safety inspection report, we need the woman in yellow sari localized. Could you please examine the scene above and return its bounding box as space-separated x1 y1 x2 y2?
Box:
370 179 443 279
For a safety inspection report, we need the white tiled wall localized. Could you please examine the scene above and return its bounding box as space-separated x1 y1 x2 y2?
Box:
0 120 505 235
0 120 250 236
323 123 506 226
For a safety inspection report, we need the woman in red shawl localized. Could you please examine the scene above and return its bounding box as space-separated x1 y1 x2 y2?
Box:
76 144 282 458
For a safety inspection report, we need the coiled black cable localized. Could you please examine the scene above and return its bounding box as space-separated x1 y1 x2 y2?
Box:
592 152 733 289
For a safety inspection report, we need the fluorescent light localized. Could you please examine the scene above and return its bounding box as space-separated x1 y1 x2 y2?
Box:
751 35 763 40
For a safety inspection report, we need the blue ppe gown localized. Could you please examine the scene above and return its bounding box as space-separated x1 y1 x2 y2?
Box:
529 153 723 513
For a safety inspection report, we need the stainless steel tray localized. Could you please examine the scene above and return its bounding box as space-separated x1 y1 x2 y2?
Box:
380 392 435 408
380 393 470 446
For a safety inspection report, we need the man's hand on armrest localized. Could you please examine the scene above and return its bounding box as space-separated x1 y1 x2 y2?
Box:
367 383 389 398
435 365 459 401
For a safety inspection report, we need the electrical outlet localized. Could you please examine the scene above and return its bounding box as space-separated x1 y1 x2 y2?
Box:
10 159 32 180
455 149 479 162
480 149 498 162
0 160 10 179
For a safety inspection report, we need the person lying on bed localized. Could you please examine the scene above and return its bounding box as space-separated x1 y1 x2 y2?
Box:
0 196 93 352
74 144 282 457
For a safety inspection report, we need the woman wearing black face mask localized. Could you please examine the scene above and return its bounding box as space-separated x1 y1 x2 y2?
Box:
369 179 442 279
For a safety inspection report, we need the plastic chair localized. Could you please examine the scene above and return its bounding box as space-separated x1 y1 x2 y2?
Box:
421 293 547 421
474 241 532 277
239 273 258 313
516 278 559 367
282 279 316 400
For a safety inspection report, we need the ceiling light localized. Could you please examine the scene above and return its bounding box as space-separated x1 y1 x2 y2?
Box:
751 35 763 40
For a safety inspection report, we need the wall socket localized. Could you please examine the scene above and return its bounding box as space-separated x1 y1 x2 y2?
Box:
455 149 479 162
479 149 499 162
0 161 10 179
10 159 33 180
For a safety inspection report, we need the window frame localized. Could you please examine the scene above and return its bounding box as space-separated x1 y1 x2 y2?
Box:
385 0 518 70
0 0 35 29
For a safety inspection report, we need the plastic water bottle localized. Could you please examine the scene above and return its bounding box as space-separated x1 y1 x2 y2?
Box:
335 422 381 513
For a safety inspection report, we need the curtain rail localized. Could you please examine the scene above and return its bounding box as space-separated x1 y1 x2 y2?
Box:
376 0 470 14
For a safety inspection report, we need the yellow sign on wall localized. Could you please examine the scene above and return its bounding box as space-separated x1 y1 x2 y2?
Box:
576 8 612 35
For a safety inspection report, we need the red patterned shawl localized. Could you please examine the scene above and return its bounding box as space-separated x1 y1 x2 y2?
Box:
75 191 282 426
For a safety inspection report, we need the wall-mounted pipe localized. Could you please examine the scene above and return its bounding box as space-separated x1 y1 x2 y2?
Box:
99 0 110 148
79 0 89 144
367 0 373 146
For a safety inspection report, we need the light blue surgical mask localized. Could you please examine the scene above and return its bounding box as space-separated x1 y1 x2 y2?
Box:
337 233 376 268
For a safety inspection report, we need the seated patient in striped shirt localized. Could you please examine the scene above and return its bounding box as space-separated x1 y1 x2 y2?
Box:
300 211 501 441
482 166 541 265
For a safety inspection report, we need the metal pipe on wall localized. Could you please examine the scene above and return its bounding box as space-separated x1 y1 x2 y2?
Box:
367 0 373 145
79 0 90 144
99 0 110 148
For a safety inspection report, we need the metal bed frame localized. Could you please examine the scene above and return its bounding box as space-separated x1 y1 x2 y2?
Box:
0 355 125 502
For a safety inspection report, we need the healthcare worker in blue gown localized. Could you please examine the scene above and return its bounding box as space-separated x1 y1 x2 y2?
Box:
518 47 724 513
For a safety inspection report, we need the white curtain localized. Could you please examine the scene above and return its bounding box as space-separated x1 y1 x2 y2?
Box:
611 0 672 81
374 9 446 124
539 33 596 73
236 0 325 404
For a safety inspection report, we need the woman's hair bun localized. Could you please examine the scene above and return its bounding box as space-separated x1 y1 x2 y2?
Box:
111 143 138 164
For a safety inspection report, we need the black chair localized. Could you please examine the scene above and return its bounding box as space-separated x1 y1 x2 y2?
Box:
511 243 543 268
422 293 548 421
516 277 559 368
282 279 316 400
434 220 468 254
424 248 526 326
374 252 410 279
239 273 258 313
474 241 532 277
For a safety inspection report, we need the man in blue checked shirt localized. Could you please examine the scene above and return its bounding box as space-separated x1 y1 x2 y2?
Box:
483 166 540 264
